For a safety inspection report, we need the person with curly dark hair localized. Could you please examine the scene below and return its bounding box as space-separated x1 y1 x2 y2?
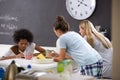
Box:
0 29 45 60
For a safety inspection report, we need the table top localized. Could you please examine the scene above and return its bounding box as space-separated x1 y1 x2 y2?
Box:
0 58 97 80
0 58 58 70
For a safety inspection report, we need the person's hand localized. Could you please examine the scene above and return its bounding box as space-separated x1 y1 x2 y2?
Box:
52 53 59 57
16 53 24 58
33 53 39 56
65 53 72 59
47 52 59 58
47 53 53 58
54 57 63 62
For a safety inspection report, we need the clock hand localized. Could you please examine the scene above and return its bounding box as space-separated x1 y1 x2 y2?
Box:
78 4 80 7
78 0 80 7
78 1 83 7
82 3 87 7
78 0 83 7
78 1 87 7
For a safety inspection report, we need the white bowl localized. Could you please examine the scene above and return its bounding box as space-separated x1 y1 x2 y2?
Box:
32 57 54 64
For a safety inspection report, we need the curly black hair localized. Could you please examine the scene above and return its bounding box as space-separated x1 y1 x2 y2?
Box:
13 29 33 43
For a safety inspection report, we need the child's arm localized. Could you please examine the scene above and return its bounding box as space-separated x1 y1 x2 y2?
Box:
35 44 46 56
0 53 24 60
48 51 71 59
54 48 66 62
0 56 16 60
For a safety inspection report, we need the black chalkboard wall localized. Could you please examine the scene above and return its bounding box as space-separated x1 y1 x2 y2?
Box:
0 0 111 47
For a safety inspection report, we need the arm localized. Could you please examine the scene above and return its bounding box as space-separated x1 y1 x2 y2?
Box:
54 48 66 62
0 56 16 60
0 53 24 60
34 45 46 56
48 51 71 59
0 45 25 60
65 53 72 59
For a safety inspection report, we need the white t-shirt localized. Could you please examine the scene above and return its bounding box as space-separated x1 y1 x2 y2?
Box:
3 43 36 57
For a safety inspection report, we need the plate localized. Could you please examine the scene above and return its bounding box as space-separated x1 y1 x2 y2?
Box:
32 57 54 64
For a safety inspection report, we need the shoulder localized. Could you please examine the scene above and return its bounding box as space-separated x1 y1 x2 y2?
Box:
93 34 101 42
11 45 18 51
93 35 102 46
10 45 19 55
60 31 78 38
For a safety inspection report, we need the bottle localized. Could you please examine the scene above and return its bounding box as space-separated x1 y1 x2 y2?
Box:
0 67 5 80
57 59 72 80
4 60 18 80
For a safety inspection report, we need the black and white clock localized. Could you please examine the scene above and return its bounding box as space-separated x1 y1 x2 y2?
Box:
66 0 96 20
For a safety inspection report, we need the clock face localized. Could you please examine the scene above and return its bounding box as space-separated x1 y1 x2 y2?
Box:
66 0 96 20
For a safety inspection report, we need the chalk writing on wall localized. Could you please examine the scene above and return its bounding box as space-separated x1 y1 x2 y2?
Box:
0 15 18 35
0 15 18 21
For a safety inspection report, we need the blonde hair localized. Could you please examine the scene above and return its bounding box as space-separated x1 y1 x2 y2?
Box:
79 20 112 49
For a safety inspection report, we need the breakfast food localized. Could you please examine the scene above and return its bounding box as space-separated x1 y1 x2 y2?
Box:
37 54 46 59
32 54 53 64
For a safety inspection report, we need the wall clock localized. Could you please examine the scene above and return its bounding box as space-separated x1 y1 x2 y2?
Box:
66 0 96 20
